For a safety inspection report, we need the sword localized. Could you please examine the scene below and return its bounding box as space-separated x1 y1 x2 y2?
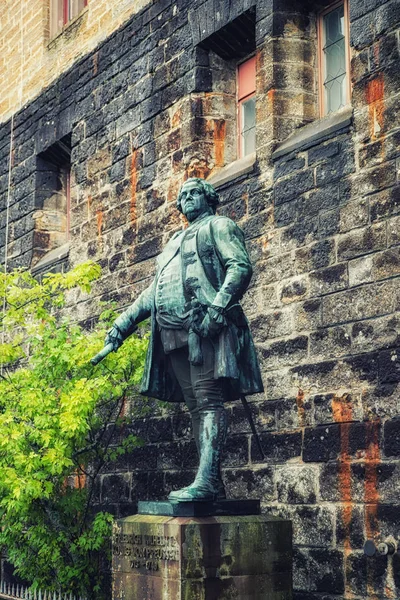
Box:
241 395 265 461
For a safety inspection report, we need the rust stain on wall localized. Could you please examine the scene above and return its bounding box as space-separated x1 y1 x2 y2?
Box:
186 158 210 179
171 107 181 129
96 209 103 237
296 388 306 427
333 394 353 553
213 119 226 167
74 466 86 489
365 74 385 139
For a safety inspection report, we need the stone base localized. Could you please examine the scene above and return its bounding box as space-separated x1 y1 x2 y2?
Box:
138 499 260 517
112 513 292 600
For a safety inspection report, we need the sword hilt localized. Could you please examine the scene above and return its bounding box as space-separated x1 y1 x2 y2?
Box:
90 343 114 365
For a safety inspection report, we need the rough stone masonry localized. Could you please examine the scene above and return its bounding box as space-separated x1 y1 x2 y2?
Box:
0 0 399 598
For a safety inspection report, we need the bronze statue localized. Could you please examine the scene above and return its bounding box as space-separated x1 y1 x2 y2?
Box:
93 178 263 502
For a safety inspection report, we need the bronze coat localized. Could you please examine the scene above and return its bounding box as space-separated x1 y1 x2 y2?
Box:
114 215 264 402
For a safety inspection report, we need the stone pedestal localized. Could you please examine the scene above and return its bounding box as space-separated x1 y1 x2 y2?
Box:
112 503 292 600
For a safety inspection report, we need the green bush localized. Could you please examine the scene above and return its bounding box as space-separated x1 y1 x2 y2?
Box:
0 262 149 598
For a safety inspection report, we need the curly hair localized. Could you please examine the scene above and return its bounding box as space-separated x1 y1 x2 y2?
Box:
176 178 220 214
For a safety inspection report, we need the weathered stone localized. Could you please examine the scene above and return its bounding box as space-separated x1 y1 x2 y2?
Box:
348 255 374 287
322 280 394 326
309 326 351 359
112 514 293 599
309 264 348 297
303 425 341 462
276 465 317 504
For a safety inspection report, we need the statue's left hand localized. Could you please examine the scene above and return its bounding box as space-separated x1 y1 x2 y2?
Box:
200 306 225 337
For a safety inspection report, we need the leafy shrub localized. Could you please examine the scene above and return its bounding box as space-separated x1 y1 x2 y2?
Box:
0 262 149 598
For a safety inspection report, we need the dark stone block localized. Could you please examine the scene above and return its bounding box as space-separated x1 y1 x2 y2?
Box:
141 92 163 122
350 12 376 49
157 442 183 470
124 446 158 471
274 169 314 206
370 185 400 221
274 201 297 226
318 209 340 237
138 499 261 517
224 467 275 500
308 141 340 165
311 239 335 270
281 216 319 245
102 473 131 504
384 418 400 456
379 348 400 383
223 434 249 466
350 0 387 20
147 471 165 500
262 336 308 362
298 184 340 216
109 159 127 183
336 505 365 549
165 470 195 495
315 150 355 186
274 157 306 180
303 424 340 462
251 431 302 463
344 351 379 383
308 549 345 594
172 410 192 440
180 440 198 469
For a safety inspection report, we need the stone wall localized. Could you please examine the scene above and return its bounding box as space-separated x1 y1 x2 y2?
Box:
1 0 400 598
0 0 150 120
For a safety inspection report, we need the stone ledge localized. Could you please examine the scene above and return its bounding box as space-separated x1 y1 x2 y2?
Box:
207 152 257 189
138 499 261 517
31 242 70 275
272 106 353 160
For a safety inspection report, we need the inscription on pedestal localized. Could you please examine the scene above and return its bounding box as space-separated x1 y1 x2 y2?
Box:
113 532 179 572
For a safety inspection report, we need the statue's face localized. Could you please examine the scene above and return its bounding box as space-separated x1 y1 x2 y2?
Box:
179 181 210 222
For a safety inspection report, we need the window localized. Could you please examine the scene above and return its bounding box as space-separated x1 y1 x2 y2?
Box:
318 1 350 116
50 0 87 36
33 136 71 267
237 56 256 158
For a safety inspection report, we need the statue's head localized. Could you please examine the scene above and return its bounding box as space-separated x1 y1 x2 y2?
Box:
176 178 219 221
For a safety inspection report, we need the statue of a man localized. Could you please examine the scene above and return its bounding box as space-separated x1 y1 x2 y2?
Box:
104 178 263 501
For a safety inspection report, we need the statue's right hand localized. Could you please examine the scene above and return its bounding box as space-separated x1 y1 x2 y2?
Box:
105 324 124 351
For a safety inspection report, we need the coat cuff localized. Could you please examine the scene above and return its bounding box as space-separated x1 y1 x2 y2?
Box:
212 290 232 310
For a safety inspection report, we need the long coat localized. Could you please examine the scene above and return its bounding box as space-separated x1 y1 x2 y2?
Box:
114 214 264 402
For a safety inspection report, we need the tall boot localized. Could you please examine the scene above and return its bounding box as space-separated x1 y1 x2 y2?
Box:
168 405 227 502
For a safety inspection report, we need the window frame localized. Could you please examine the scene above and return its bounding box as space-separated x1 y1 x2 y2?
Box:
317 0 351 117
237 55 256 159
50 0 88 38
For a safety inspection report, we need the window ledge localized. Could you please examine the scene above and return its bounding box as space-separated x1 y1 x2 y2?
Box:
272 106 353 160
31 243 70 275
207 153 257 189
47 6 88 48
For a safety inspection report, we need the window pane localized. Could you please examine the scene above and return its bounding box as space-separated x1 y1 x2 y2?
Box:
243 128 256 156
241 97 256 156
242 97 256 131
325 73 346 114
238 56 256 101
324 6 345 46
322 4 347 114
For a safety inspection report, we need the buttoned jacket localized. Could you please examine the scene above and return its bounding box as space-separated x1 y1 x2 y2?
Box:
114 214 264 402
